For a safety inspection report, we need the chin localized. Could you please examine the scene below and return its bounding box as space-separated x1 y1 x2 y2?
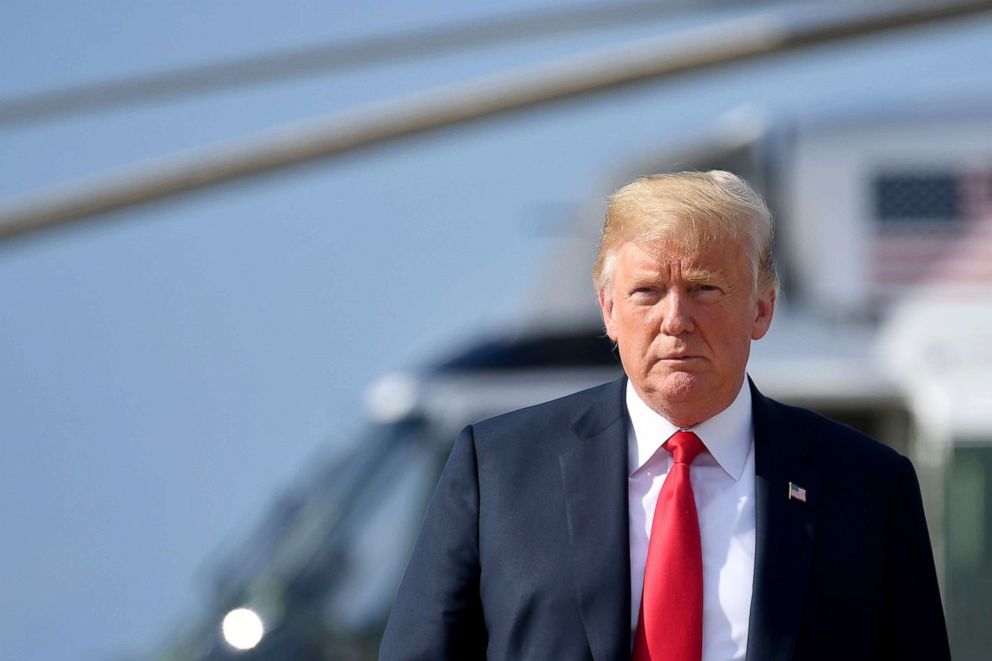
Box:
665 368 708 392
644 371 708 404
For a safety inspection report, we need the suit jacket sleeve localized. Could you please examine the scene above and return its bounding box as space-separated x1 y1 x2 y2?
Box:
380 426 488 660
882 455 950 660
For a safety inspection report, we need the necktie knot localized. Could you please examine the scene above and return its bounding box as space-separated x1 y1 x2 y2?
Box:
665 430 705 465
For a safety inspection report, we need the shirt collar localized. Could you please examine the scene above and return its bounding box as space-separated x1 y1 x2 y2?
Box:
626 378 753 480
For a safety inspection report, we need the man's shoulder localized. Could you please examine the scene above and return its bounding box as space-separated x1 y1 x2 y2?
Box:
470 377 625 444
759 391 908 469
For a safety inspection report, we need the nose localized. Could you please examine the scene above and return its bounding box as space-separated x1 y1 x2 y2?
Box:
660 289 694 335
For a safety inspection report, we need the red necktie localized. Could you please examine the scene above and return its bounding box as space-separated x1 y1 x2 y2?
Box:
632 430 705 661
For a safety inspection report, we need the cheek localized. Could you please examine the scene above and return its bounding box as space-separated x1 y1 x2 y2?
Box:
622 308 660 340
696 309 752 346
715 322 756 357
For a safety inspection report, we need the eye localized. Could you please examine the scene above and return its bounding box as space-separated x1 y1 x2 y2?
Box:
629 287 662 303
691 283 723 300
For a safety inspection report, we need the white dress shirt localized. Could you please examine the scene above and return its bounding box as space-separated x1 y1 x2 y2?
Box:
627 379 756 661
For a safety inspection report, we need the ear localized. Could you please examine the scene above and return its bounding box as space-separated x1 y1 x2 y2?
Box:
598 286 618 341
751 288 776 340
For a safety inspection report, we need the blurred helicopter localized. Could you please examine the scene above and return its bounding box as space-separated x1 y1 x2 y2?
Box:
157 95 992 659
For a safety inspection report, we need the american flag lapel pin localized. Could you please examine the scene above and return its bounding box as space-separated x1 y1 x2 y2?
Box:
788 482 807 503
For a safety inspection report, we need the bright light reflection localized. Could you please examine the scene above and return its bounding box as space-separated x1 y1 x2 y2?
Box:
221 607 264 650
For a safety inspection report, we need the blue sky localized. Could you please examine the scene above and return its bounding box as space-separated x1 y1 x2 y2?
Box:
2 2 992 659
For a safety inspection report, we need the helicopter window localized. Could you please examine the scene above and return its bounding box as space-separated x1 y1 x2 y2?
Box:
437 332 620 371
317 422 445 632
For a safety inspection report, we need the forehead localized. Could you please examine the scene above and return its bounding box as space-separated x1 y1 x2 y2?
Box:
616 238 747 279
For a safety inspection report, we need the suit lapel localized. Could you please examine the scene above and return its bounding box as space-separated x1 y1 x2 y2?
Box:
745 382 821 661
554 378 820 660
559 377 632 661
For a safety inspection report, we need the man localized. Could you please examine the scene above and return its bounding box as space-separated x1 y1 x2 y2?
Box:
380 171 950 660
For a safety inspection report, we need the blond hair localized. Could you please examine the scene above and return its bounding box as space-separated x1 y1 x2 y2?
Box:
592 170 778 295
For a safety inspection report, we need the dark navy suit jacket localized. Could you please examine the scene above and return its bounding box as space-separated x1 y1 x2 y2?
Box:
380 378 950 660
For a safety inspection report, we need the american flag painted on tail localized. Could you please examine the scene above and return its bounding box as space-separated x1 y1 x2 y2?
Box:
871 167 992 299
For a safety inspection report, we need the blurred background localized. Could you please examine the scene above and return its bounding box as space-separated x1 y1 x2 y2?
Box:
2 1 992 659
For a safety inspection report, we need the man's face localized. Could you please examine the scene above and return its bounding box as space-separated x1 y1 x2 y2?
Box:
598 237 775 427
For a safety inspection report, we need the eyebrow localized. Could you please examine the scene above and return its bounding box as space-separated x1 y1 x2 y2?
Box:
629 267 725 285
682 268 724 283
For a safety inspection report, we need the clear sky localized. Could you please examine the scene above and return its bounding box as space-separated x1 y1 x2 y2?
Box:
2 2 992 659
